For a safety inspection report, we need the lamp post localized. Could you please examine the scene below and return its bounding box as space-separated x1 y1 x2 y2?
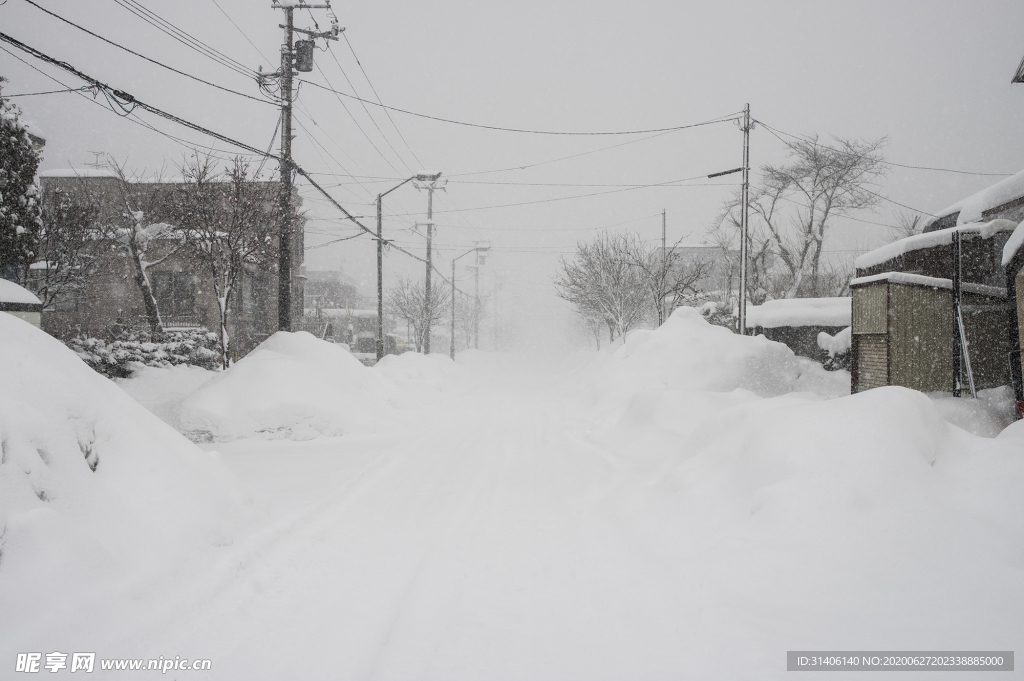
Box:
450 243 489 359
375 172 441 361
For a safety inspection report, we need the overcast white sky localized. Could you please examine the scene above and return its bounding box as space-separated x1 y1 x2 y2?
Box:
3 1 1023 350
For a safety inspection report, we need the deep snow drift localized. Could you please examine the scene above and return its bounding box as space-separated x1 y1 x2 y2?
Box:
0 313 248 657
4 307 1022 680
179 331 403 441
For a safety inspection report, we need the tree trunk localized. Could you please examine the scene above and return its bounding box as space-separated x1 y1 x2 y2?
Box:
128 240 164 337
217 292 231 370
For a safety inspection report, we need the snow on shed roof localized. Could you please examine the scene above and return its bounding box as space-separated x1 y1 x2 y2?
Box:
0 278 42 306
849 272 1007 298
928 168 1024 227
1003 221 1024 267
747 297 850 329
854 218 1018 271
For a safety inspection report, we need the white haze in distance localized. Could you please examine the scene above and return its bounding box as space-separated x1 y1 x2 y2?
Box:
3 0 1023 352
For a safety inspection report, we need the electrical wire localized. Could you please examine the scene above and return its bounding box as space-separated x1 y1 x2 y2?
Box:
755 121 937 217
299 79 742 136
756 118 1014 178
111 0 258 80
338 33 425 169
208 0 274 66
5 85 92 96
22 0 274 105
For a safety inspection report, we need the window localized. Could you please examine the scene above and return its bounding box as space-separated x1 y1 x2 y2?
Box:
152 271 195 317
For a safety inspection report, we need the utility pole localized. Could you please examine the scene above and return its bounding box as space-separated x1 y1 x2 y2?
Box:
268 0 338 332
661 208 667 325
450 243 489 359
376 174 431 361
473 263 480 348
414 174 444 353
738 103 752 336
277 5 294 332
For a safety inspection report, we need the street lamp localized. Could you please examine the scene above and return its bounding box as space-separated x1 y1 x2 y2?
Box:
450 243 489 359
375 172 441 361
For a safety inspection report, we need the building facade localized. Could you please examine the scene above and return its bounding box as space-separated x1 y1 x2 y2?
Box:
36 169 304 358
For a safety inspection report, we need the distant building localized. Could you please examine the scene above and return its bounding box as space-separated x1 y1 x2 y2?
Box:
36 169 304 358
662 244 738 303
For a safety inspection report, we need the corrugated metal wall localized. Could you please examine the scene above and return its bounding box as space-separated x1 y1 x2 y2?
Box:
852 283 888 393
853 283 887 333
888 284 954 392
855 336 888 391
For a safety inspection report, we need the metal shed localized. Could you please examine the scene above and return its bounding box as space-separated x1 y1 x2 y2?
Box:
850 273 1011 394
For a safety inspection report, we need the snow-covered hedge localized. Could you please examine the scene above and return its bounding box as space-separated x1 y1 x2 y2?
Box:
65 328 221 378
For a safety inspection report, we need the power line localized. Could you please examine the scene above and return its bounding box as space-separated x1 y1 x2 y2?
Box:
338 33 425 169
299 79 742 136
756 118 1014 178
21 0 274 105
207 0 273 67
756 121 937 217
382 178 740 216
111 0 257 80
5 85 92 97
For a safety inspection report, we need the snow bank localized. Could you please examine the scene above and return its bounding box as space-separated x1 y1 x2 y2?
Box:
374 351 468 395
115 364 216 431
597 307 801 398
180 331 402 441
855 219 1017 270
747 297 850 328
0 314 247 640
0 278 42 305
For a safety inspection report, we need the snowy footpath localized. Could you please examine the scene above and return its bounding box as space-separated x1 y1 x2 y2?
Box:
2 309 1023 680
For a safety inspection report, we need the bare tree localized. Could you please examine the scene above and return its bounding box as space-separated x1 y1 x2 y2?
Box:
169 155 278 368
387 277 451 352
623 234 714 325
717 134 887 299
888 210 922 242
555 232 648 342
29 180 109 308
105 160 182 336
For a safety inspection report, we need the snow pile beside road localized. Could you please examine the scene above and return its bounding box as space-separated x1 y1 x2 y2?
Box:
180 332 402 441
115 364 216 431
374 351 469 395
0 314 247 641
602 307 801 397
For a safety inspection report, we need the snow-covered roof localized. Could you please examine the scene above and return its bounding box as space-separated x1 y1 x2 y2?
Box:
747 297 850 329
1002 221 1024 267
0 278 42 306
854 219 1018 271
38 168 120 179
850 272 1007 298
928 168 1024 227
320 308 379 318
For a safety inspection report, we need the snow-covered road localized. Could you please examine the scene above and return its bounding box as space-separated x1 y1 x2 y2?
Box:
3 313 1022 680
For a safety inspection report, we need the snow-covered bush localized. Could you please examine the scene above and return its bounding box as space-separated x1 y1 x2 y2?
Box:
698 300 737 331
66 328 221 378
817 326 851 371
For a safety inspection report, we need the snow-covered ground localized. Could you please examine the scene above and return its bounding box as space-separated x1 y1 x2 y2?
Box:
2 309 1022 680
